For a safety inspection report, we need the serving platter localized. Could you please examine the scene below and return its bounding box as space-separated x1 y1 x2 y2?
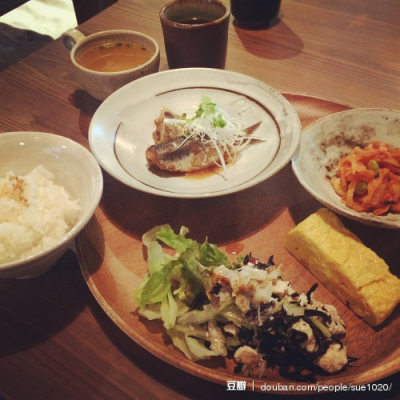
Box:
89 68 301 198
77 94 400 394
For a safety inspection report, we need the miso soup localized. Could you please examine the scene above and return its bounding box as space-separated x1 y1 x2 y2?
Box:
77 40 153 73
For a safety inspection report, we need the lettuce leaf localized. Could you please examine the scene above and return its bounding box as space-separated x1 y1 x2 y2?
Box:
136 262 175 308
199 240 230 267
161 291 179 330
136 225 237 335
156 226 193 254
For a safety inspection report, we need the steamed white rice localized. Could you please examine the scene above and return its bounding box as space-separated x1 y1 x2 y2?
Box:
0 165 81 264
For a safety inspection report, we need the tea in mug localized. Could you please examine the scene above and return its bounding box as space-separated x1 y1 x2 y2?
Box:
175 16 214 24
76 40 154 72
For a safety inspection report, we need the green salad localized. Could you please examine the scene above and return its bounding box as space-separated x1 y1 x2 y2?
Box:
134 225 354 382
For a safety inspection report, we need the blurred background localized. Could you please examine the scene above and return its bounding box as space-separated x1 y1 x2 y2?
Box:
0 0 116 71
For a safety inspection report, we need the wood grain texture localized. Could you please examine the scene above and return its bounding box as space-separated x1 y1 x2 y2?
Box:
76 95 400 394
0 0 399 398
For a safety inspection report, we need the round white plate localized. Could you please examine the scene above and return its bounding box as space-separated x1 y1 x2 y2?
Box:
89 68 301 198
292 108 400 229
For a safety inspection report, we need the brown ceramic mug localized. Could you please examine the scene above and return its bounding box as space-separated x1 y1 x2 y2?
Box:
159 0 230 69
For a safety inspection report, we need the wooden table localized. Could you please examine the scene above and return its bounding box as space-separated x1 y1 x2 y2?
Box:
0 1 399 398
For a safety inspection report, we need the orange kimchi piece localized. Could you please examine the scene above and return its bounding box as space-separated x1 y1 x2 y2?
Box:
330 141 400 215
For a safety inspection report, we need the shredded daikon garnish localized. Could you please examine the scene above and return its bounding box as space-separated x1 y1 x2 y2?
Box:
164 96 261 178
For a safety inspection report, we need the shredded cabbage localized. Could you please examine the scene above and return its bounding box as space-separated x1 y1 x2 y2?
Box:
134 225 351 382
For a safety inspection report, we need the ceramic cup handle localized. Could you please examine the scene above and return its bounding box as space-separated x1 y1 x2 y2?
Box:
62 29 86 52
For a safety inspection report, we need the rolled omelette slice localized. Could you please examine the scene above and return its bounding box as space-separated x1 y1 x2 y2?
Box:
285 208 400 326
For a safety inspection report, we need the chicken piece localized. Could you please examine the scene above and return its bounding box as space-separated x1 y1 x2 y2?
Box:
234 346 267 379
291 320 318 353
321 304 347 336
314 343 348 373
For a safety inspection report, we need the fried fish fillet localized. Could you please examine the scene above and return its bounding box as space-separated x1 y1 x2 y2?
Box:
145 135 226 173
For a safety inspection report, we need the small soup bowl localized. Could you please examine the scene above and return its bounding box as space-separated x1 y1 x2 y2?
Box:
63 29 160 101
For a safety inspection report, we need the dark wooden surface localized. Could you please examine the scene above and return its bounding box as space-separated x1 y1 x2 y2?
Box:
0 0 399 398
0 0 29 16
72 0 117 24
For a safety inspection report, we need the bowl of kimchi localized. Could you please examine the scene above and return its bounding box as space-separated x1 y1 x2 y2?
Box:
292 108 400 229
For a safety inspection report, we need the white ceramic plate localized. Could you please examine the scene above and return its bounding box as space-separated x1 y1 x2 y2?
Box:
292 108 400 229
89 68 301 198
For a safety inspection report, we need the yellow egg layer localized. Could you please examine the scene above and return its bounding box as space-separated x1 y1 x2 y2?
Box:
285 208 400 326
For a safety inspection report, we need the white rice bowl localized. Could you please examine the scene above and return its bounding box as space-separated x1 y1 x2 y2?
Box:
0 165 81 263
0 132 103 278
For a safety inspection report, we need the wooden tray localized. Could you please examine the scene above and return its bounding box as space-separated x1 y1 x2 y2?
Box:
76 94 400 394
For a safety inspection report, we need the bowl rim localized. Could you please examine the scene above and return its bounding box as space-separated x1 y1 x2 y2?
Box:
70 30 160 76
159 0 230 28
0 131 104 271
292 107 400 229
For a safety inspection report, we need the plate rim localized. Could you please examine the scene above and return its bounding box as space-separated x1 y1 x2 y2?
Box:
88 68 302 199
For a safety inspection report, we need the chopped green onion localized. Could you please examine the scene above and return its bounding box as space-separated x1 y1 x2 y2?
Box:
354 181 368 195
367 160 379 177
